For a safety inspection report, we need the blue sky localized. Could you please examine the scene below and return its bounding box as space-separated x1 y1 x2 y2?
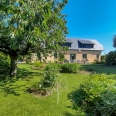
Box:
63 0 116 54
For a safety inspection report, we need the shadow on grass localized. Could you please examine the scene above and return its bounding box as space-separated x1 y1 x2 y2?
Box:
63 112 74 116
0 67 42 96
0 67 42 80
17 68 42 79
79 63 116 75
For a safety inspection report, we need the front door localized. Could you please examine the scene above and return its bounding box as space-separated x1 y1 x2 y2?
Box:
70 54 76 62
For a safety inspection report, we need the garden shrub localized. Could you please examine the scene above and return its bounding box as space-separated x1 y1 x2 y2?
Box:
40 63 59 88
93 59 99 64
61 63 78 73
100 60 106 64
93 59 105 64
101 55 106 61
28 63 59 95
68 74 116 116
106 51 116 65
0 53 10 73
34 61 41 67
46 63 59 70
32 61 46 70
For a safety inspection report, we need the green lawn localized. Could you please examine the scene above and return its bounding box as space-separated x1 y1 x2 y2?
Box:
0 63 116 116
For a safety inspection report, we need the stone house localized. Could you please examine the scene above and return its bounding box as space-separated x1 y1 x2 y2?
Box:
34 38 104 63
63 38 104 63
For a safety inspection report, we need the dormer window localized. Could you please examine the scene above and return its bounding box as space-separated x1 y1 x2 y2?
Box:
62 42 71 47
81 44 93 48
78 40 94 48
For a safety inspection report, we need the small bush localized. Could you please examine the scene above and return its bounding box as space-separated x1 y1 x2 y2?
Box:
61 63 78 73
46 63 59 70
32 61 46 70
94 59 106 64
101 55 106 61
93 59 99 64
28 63 59 96
100 60 106 64
40 63 59 88
34 61 41 67
68 74 116 116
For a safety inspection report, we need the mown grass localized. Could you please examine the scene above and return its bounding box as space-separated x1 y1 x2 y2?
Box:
80 63 116 74
0 63 116 116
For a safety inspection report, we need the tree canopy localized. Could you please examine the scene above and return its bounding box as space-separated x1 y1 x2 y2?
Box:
0 0 68 76
113 35 116 48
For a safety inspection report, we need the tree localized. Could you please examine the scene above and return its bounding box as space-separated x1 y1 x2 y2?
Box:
0 0 68 76
113 35 116 48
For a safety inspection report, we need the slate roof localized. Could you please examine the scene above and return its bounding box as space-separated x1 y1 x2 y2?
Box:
66 38 104 51
78 40 94 44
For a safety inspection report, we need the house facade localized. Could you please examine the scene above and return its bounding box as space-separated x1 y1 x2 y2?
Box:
33 38 104 63
32 38 104 63
63 38 104 63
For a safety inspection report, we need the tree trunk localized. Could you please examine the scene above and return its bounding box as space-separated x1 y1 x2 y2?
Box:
10 55 18 76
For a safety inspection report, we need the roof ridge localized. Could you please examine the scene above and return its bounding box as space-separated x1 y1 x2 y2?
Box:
66 38 96 40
